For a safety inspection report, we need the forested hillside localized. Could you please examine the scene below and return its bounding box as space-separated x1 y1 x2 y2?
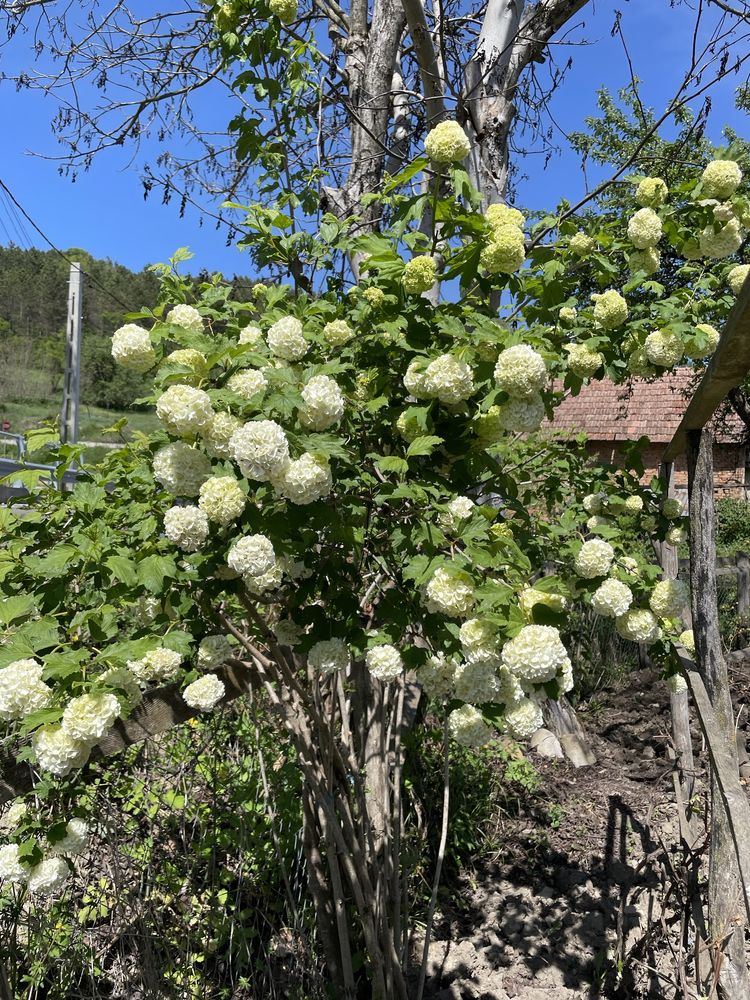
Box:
0 244 161 417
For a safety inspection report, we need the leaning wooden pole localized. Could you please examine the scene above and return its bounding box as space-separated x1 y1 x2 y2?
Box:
658 461 696 809
686 428 750 1000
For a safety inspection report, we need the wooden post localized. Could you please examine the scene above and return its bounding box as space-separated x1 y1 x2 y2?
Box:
736 550 749 617
659 461 696 808
687 428 750 999
60 262 83 448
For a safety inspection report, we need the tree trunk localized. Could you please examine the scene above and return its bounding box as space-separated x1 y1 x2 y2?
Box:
686 428 750 1000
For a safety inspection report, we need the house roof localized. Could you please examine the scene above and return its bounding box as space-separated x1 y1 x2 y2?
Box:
548 368 745 444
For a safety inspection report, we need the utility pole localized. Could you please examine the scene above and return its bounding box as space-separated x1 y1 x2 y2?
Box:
61 262 83 445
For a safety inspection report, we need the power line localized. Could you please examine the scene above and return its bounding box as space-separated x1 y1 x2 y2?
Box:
0 176 132 312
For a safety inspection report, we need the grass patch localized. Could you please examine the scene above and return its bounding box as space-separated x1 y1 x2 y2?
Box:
0 399 157 443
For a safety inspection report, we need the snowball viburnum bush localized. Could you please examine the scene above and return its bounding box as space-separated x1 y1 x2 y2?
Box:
2 145 745 983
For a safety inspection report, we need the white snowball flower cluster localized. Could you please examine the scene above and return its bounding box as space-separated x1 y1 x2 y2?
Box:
454 659 502 704
701 159 743 199
683 323 720 360
662 498 683 519
419 653 457 701
627 347 655 377
448 705 493 748
501 625 568 684
197 635 234 670
678 629 695 653
198 476 246 526
309 638 350 675
559 306 577 325
728 264 750 295
666 673 688 694
480 225 526 274
274 618 303 647
616 608 662 645
592 290 629 329
227 534 276 577
230 420 290 481
127 648 183 684
627 207 663 248
518 587 567 621
699 219 743 259
486 204 525 230
62 693 121 743
497 667 525 706
153 442 212 496
366 644 404 682
635 177 668 208
204 412 243 460
1 801 27 830
227 369 268 401
239 324 264 346
569 232 597 256
587 515 609 531
50 818 89 857
300 375 345 430
649 578 689 619
566 343 603 379
32 725 91 776
166 349 208 383
591 579 633 618
164 505 210 552
156 385 214 437
403 360 430 399
273 454 332 505
111 324 156 373
628 247 661 276
494 395 546 433
494 345 547 398
269 0 297 23
183 674 225 712
0 659 51 721
402 256 437 294
424 355 475 405
425 566 475 618
665 525 687 546
624 495 643 513
459 619 499 662
440 495 475 532
582 493 603 515
323 319 354 346
644 330 683 368
505 698 544 740
244 563 283 595
27 857 70 896
268 316 309 361
574 539 615 579
167 303 204 333
0 844 28 884
425 120 470 163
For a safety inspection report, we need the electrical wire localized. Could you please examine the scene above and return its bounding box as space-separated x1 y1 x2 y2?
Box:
0 176 132 312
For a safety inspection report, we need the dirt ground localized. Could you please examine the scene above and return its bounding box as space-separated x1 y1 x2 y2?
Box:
422 661 750 1000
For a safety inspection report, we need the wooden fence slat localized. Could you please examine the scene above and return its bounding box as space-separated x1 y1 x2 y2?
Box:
677 648 750 925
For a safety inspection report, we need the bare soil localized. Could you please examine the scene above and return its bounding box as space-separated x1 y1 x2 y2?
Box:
422 662 750 1000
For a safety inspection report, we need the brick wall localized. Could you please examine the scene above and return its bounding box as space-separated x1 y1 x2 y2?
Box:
586 440 747 503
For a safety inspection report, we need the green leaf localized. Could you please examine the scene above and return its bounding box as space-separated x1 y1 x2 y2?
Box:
406 435 444 458
43 649 88 680
137 554 178 594
375 456 409 475
106 554 138 588
0 594 36 626
19 706 64 736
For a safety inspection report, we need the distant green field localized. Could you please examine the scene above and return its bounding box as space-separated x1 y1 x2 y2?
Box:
0 399 158 441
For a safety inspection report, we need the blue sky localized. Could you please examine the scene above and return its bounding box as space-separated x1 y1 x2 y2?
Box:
0 1 746 278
